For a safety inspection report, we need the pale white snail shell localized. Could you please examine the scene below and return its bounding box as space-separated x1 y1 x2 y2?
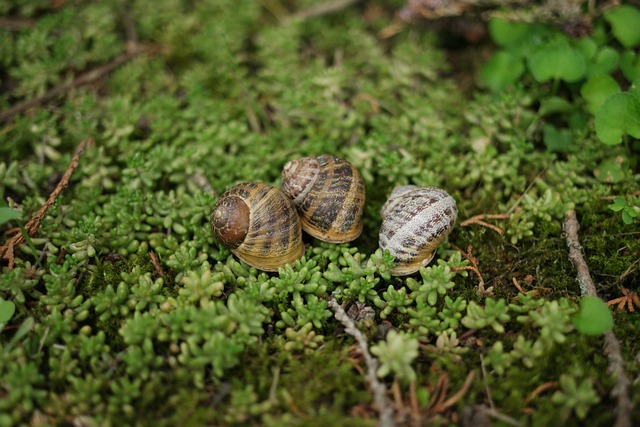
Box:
379 186 457 276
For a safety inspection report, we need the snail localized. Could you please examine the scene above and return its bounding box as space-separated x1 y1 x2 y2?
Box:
379 185 457 276
281 155 365 243
211 182 305 272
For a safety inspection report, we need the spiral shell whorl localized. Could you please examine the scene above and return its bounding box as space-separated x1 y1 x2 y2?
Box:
282 155 365 243
211 182 304 272
379 186 457 276
282 157 319 204
211 195 250 249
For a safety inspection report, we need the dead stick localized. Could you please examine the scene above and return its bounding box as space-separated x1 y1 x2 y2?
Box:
562 210 597 297
0 51 139 124
328 297 395 427
563 210 632 427
0 139 94 268
283 0 362 23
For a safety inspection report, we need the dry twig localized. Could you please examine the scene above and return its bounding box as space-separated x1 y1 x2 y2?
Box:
328 296 395 427
149 251 165 277
0 50 140 124
563 210 633 427
452 245 491 296
0 139 94 269
525 381 558 403
460 213 510 235
428 371 475 415
282 0 363 23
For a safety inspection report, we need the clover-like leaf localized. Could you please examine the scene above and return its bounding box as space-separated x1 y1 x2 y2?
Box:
620 51 640 82
595 92 640 145
604 5 640 48
572 296 613 336
542 124 573 153
488 19 534 47
528 40 587 83
479 51 525 92
594 157 629 184
587 47 619 77
580 75 620 114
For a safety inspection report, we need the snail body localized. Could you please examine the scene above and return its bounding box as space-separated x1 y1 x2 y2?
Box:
379 186 457 276
211 182 304 272
281 155 365 243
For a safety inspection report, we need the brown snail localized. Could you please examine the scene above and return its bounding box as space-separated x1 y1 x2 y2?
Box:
211 182 304 272
379 186 457 276
281 155 365 243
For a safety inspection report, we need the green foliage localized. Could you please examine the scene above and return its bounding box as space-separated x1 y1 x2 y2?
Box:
0 299 15 324
608 195 639 224
370 330 419 383
604 5 640 48
462 298 510 333
0 0 637 425
595 91 640 145
481 4 640 149
0 207 22 225
528 39 587 83
572 296 613 336
551 374 600 420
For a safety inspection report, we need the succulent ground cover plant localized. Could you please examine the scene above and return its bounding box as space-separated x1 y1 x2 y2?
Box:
1 0 639 426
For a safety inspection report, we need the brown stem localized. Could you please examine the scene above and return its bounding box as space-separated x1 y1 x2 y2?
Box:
0 139 94 269
328 297 395 427
0 51 140 124
563 210 632 427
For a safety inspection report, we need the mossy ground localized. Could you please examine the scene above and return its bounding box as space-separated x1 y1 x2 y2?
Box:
1 1 639 426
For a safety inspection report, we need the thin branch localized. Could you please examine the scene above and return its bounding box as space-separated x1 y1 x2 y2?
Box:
0 139 94 269
460 213 509 235
602 330 633 427
328 297 395 427
0 50 140 124
283 0 362 24
479 354 494 410
0 17 36 30
431 371 475 413
563 210 633 427
562 210 597 297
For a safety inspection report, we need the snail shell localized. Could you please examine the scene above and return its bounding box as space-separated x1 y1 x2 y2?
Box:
211 182 304 272
379 186 457 276
281 155 365 243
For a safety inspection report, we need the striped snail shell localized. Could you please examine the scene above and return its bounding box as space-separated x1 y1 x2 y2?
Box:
281 155 365 243
211 182 304 272
379 185 457 276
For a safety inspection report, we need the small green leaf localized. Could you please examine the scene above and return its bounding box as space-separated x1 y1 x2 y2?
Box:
581 75 620 114
479 51 525 91
0 207 22 225
538 96 573 116
0 299 16 323
622 210 634 225
608 196 626 212
575 38 597 61
572 296 613 336
594 157 627 183
542 124 573 152
604 5 640 48
488 19 534 47
620 51 640 82
594 92 640 145
587 47 619 77
528 40 587 83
